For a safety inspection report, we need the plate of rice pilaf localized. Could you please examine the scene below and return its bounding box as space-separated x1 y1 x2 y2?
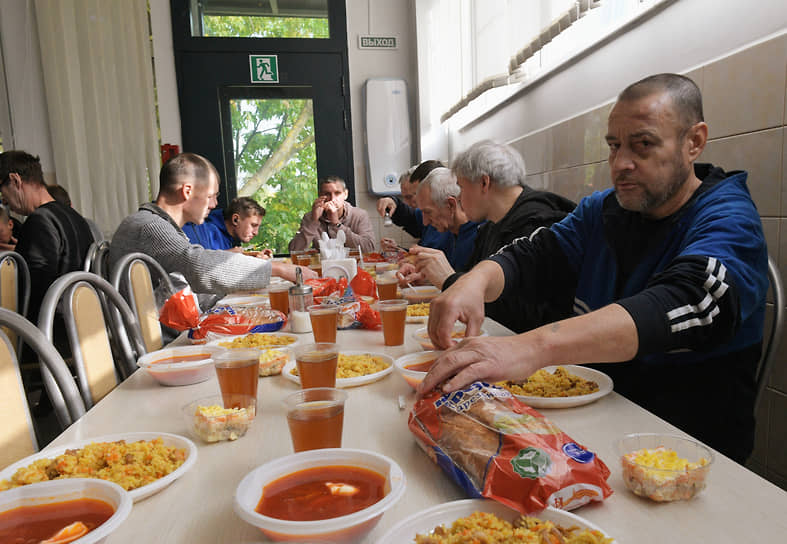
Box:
0 432 197 502
377 499 616 544
498 365 614 409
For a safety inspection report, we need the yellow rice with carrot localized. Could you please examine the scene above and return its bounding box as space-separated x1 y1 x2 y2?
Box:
414 511 612 543
0 438 186 492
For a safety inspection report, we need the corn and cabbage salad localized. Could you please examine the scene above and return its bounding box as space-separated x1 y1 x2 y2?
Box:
192 404 251 442
414 511 612 543
621 446 710 501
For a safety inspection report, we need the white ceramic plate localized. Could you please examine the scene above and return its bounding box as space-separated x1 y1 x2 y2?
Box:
501 365 614 409
377 498 616 543
281 350 394 388
0 432 197 502
205 331 301 349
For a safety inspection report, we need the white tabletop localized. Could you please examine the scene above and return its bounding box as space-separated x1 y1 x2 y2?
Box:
44 318 787 543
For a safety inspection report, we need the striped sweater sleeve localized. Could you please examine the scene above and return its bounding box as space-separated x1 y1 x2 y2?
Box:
617 255 741 356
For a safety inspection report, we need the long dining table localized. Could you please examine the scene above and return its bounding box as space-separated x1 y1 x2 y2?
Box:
40 311 787 542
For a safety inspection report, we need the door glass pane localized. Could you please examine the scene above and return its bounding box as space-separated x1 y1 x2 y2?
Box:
193 0 330 38
230 98 318 253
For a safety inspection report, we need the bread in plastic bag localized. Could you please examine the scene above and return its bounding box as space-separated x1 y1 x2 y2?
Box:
408 381 613 513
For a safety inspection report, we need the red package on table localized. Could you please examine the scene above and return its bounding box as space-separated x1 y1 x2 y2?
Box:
409 382 613 513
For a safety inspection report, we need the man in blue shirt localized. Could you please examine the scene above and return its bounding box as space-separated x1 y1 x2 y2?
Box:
183 196 270 254
421 74 768 464
398 167 481 283
377 160 453 252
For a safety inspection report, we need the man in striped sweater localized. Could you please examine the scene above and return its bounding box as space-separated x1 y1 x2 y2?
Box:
421 74 768 464
110 153 314 299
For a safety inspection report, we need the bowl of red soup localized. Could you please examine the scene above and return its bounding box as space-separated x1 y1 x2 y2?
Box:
0 478 132 543
234 448 405 542
394 351 443 390
137 345 224 386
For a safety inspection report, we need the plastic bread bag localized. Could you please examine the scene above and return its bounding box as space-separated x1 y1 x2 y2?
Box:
408 382 613 513
188 305 286 340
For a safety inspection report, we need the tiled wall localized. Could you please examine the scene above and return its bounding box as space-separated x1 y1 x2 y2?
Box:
505 34 787 489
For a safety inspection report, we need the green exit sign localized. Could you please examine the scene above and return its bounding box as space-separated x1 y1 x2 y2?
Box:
249 55 279 83
358 35 398 49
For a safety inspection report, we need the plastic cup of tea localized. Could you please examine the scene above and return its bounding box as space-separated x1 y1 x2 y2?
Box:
268 285 290 315
308 304 339 343
213 348 259 417
376 273 399 301
294 343 339 389
284 387 348 452
378 299 408 346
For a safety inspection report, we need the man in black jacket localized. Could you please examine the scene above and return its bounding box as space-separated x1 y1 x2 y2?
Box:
0 151 94 326
412 140 575 332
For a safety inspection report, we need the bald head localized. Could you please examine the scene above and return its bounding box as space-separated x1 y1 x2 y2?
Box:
617 73 703 136
159 153 219 198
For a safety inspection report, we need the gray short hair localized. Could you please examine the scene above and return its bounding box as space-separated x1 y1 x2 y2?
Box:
417 167 460 206
451 140 526 188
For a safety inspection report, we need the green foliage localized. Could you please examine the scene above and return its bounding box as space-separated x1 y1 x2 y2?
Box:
202 15 329 39
229 98 317 254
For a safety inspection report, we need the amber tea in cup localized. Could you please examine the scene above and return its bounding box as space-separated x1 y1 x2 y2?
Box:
268 285 290 315
308 304 339 343
294 342 339 388
376 274 399 301
213 348 259 416
284 387 347 452
378 299 408 346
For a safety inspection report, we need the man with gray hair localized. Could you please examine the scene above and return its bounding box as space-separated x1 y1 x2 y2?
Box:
409 140 575 332
398 167 480 282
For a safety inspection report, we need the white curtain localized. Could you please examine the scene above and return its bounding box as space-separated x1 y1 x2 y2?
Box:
34 0 160 238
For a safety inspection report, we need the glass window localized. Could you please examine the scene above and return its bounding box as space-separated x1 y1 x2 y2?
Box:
191 0 330 38
229 97 318 253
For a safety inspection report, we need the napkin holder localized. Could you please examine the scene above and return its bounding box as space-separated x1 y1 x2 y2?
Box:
321 258 357 282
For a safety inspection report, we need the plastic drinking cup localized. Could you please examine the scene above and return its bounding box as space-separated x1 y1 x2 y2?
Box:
308 304 340 343
284 387 347 452
378 299 408 346
294 342 339 388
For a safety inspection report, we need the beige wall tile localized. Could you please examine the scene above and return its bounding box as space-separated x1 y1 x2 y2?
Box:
524 173 546 190
550 116 585 170
767 391 787 478
548 164 606 204
511 129 548 175
683 68 703 96
703 35 787 138
778 218 787 292
586 103 613 164
702 128 783 217
768 308 787 394
762 217 779 263
783 128 787 218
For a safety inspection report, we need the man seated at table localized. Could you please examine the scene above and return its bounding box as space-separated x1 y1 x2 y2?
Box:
377 160 452 253
421 73 768 465
183 196 272 257
0 205 17 250
405 140 576 332
110 153 313 297
289 175 375 253
0 151 95 327
398 167 481 280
